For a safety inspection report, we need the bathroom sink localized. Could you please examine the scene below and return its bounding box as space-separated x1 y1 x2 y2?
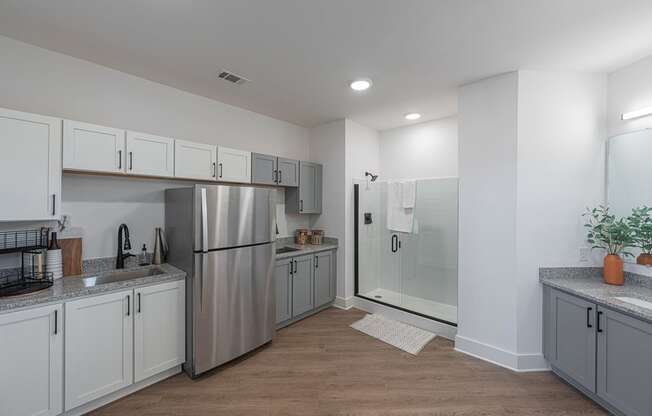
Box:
615 296 652 311
276 246 301 254
82 266 165 287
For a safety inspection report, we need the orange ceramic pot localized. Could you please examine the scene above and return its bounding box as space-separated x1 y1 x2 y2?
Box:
603 254 624 285
636 253 652 266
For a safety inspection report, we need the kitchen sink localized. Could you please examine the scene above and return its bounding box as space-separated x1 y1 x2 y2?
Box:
276 246 301 254
615 296 652 311
82 266 165 287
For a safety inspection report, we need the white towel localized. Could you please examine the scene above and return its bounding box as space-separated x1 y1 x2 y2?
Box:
402 180 416 208
387 181 414 233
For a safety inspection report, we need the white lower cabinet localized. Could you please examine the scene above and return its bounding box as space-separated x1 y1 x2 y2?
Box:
134 280 185 382
65 290 134 410
0 304 63 416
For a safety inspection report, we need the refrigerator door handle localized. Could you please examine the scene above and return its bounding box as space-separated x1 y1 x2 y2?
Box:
200 188 209 311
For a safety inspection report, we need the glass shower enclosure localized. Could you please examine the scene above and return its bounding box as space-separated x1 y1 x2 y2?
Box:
354 177 458 325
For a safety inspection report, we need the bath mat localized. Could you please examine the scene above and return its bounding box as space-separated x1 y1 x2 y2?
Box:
350 314 436 355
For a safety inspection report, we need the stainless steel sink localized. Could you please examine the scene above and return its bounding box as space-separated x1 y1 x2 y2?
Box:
276 246 301 254
82 266 165 287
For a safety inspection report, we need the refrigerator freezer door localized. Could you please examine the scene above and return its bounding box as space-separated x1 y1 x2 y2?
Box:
194 185 274 251
192 243 275 375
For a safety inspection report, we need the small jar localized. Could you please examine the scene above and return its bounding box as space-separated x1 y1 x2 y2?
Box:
295 229 309 245
310 230 324 245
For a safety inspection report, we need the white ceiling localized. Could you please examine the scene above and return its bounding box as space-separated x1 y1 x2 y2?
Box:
1 1 652 131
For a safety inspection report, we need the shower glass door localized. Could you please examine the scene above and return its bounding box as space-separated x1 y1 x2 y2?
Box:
355 178 458 325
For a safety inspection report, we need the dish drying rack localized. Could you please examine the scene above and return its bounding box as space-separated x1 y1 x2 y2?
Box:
0 228 54 297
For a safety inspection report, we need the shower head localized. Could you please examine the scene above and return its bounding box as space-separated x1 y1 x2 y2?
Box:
365 171 379 182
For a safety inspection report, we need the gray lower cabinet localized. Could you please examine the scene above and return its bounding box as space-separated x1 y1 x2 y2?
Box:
314 250 335 308
543 286 652 416
251 153 299 187
275 258 292 324
286 161 322 214
276 249 336 326
596 306 652 416
291 255 314 317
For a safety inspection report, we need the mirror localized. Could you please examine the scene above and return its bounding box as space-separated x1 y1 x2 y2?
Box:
607 129 652 263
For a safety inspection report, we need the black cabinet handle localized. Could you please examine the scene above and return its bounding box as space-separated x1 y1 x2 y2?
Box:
279 170 282 184
54 309 58 335
294 260 297 274
587 307 593 328
129 152 133 170
138 293 141 313
212 162 216 178
218 163 223 178
52 194 56 216
300 200 304 211
597 311 603 333
118 150 122 169
127 295 131 316
273 169 277 183
391 234 398 253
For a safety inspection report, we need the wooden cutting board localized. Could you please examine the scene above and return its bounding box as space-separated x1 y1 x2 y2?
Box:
60 237 82 276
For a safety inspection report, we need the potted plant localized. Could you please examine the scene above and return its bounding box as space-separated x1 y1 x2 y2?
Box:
583 206 634 285
627 206 652 265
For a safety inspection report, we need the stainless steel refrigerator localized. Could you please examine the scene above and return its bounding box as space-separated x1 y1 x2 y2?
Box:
165 184 276 378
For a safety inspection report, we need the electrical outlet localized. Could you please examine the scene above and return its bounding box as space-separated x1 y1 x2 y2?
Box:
579 247 590 263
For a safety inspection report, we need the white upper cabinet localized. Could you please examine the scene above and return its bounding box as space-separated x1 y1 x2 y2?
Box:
63 120 126 173
0 303 63 416
217 146 251 183
0 107 61 221
174 139 217 180
125 131 174 177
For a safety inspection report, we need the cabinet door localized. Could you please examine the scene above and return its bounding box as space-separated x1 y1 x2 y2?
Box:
597 306 652 416
0 108 61 221
134 280 185 382
292 255 314 317
251 153 277 185
125 131 174 177
0 304 63 416
174 139 217 180
275 258 293 324
298 161 322 214
277 157 299 187
63 120 126 173
314 250 335 308
217 146 251 183
65 290 133 410
548 289 596 392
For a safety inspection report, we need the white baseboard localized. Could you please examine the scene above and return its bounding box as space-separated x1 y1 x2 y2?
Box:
63 365 181 415
454 335 549 372
333 296 355 310
352 295 457 340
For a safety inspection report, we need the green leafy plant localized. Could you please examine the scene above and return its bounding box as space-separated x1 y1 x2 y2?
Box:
583 205 634 257
627 206 652 255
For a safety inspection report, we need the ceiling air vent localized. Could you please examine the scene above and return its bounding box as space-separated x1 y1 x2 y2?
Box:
217 70 250 85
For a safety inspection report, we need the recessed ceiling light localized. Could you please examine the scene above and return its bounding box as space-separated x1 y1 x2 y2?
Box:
405 113 421 121
350 78 372 91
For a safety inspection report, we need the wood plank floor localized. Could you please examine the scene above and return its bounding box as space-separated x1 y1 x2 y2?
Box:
92 308 606 416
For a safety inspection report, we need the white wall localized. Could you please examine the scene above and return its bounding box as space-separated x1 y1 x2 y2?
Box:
608 54 652 136
0 35 311 261
379 117 458 180
309 120 347 299
345 120 381 300
457 72 520 364
516 71 607 364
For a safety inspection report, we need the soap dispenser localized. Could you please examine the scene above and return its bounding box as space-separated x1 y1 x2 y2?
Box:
139 244 149 266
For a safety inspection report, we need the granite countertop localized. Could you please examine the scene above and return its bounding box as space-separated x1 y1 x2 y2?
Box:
0 263 186 314
276 236 338 259
540 267 652 323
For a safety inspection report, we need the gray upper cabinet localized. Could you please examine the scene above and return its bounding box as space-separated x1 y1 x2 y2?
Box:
252 153 277 186
291 255 314 317
597 306 652 416
547 288 597 393
286 161 323 214
275 258 293 324
314 251 335 308
277 157 299 187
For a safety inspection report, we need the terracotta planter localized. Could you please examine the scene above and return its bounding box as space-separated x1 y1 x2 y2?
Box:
603 254 624 285
636 253 652 266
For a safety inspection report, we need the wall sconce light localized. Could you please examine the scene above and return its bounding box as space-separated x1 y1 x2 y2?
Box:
621 107 652 120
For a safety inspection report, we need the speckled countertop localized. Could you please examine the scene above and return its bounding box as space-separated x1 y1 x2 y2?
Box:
540 267 652 323
0 263 186 314
275 237 338 260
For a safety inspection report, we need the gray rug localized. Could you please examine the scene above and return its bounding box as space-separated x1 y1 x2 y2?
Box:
350 314 436 355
